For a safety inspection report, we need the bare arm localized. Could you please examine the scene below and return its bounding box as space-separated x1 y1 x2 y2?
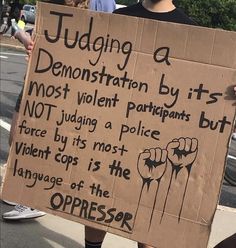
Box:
14 30 34 55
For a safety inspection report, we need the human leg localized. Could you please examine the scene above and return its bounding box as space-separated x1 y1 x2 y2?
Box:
2 109 46 221
85 226 106 248
84 226 155 248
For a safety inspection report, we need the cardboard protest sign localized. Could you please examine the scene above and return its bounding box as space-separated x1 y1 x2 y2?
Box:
2 2 236 247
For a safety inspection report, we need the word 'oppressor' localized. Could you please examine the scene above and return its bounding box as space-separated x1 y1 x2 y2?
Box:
50 192 133 232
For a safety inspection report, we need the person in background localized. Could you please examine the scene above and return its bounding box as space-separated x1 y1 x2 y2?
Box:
1 0 101 222
1 0 72 221
64 0 89 8
85 0 196 247
6 0 22 36
1 16 46 220
90 0 116 13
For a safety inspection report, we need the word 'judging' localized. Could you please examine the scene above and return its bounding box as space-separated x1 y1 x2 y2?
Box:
44 12 132 70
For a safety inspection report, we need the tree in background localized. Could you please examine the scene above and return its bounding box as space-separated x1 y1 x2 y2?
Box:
174 0 236 31
26 0 36 4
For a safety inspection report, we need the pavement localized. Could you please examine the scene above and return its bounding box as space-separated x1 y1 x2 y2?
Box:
0 35 236 248
2 203 236 248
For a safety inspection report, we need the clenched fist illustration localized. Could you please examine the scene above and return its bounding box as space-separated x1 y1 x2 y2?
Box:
167 137 198 169
161 137 198 222
137 148 167 183
135 148 168 229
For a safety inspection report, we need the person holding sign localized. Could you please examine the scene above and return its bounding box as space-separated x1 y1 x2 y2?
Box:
1 14 46 220
84 1 197 248
83 1 236 248
114 0 197 25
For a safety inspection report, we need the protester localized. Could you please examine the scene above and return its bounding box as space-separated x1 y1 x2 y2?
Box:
90 0 116 12
2 0 98 222
2 0 68 221
1 14 46 220
114 0 196 24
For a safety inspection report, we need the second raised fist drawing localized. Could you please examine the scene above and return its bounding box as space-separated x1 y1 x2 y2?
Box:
162 137 198 222
167 137 198 169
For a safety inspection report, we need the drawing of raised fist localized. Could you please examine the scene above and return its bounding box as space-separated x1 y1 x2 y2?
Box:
167 137 198 168
160 137 199 222
137 148 167 182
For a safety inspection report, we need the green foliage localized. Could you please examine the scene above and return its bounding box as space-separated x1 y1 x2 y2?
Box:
27 0 37 4
175 0 236 31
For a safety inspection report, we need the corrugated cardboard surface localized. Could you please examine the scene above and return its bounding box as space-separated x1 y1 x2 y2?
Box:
2 2 236 247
